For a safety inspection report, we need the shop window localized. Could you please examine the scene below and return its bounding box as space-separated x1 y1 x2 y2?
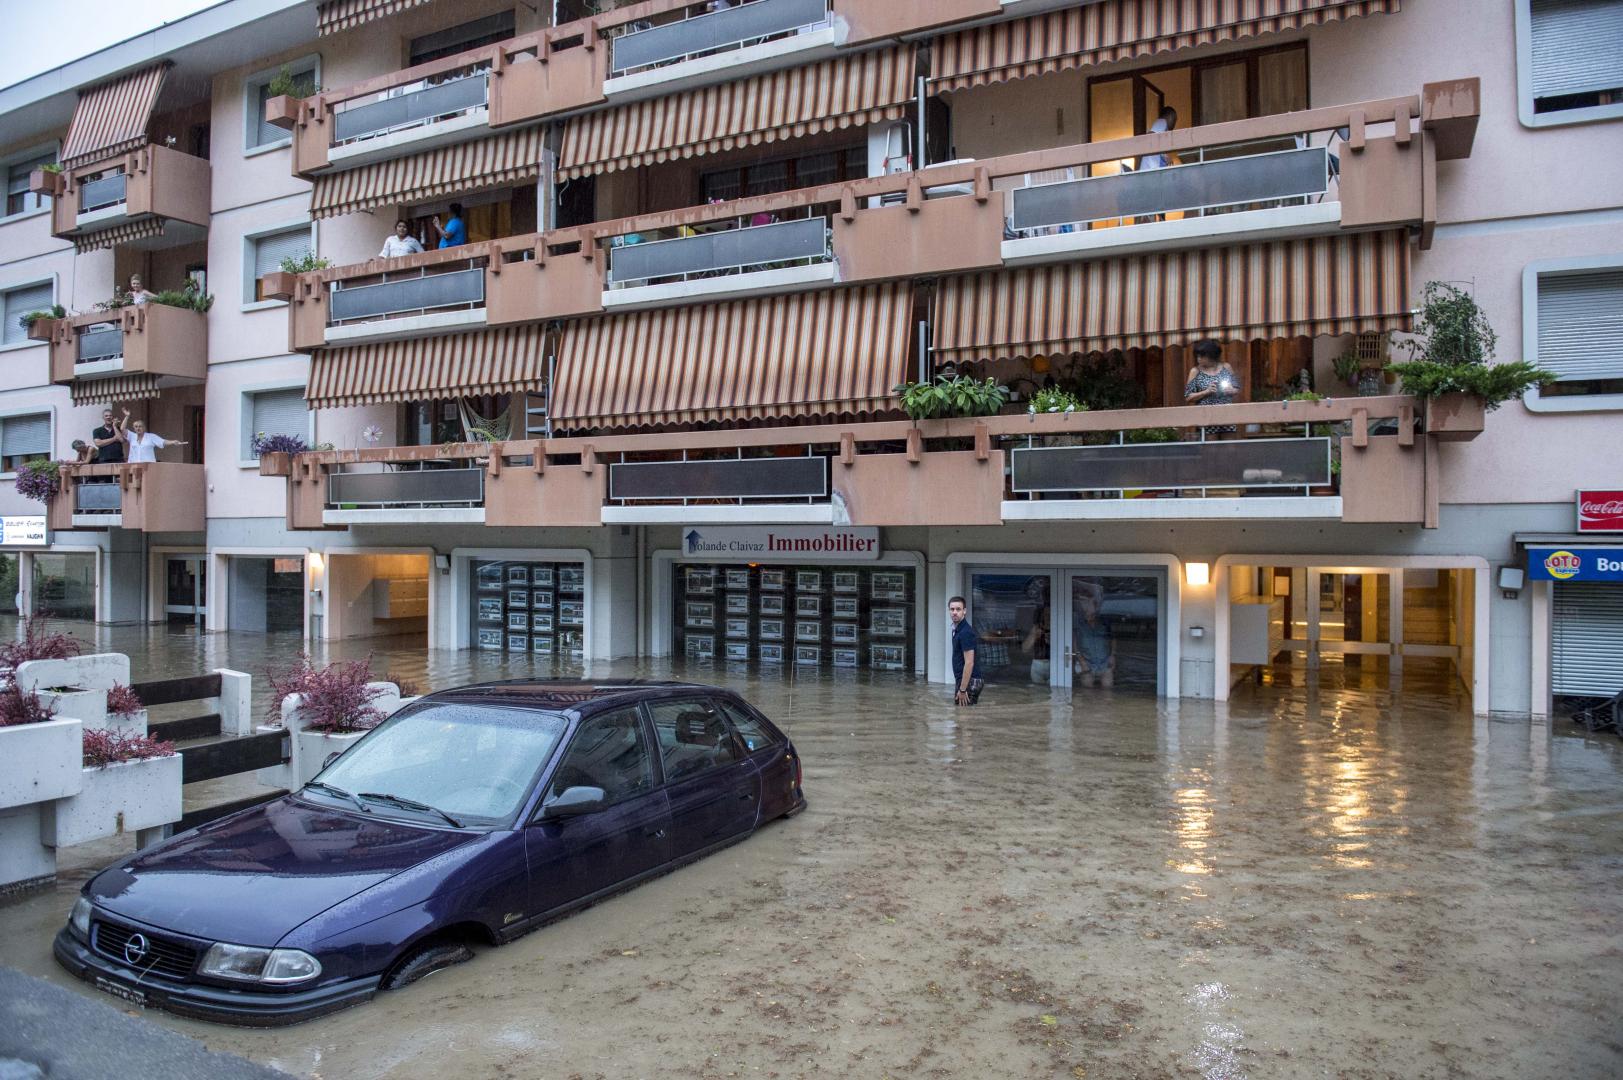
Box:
31 552 95 621
1515 0 1623 127
473 559 586 657
1524 258 1623 410
0 553 18 615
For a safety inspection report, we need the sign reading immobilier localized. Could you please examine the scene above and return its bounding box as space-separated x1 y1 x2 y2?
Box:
681 526 881 563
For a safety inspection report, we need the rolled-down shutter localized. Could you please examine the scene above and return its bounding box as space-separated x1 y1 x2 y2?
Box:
3 283 54 346
1 413 52 459
246 388 311 459
1529 0 1623 100
1552 582 1623 696
255 228 314 279
1537 268 1623 382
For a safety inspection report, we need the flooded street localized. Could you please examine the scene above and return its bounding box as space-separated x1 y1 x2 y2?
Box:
3 619 1621 1078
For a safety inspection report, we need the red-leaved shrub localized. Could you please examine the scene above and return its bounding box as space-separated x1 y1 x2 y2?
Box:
106 682 144 718
267 653 386 734
0 615 83 680
0 686 56 727
83 728 176 768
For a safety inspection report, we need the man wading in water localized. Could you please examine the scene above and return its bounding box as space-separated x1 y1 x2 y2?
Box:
950 596 981 706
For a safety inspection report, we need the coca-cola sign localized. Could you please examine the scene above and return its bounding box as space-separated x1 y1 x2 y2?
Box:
1577 490 1623 533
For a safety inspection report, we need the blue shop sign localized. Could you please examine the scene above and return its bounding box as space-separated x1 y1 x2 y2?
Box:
1526 547 1623 583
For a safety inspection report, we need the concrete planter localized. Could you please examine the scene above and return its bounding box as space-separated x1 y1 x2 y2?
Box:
40 754 182 848
37 689 108 729
293 729 368 787
102 709 150 736
258 452 294 477
262 94 300 131
27 168 63 198
258 271 297 303
1424 392 1486 442
0 718 84 810
265 683 401 789
25 317 57 343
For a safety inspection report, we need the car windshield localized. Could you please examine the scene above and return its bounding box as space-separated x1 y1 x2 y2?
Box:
311 703 567 826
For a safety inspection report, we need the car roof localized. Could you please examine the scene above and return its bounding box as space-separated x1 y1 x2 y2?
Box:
419 679 733 715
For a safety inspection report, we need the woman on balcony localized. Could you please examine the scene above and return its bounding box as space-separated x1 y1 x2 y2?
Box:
1184 339 1237 438
378 220 425 259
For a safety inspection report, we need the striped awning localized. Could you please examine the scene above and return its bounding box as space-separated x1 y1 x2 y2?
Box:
932 230 1411 364
932 0 1401 92
551 282 914 430
306 324 549 409
558 47 915 180
318 0 434 36
74 217 167 254
71 374 160 405
60 63 168 170
310 126 544 219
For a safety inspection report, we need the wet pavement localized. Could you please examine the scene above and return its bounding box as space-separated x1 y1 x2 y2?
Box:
3 618 1622 1079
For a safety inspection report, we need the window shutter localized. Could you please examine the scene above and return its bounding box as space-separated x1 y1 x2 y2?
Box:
254 228 314 279
1537 268 1623 381
1529 0 1623 100
1552 582 1623 696
1 413 52 458
3 282 54 345
245 387 309 458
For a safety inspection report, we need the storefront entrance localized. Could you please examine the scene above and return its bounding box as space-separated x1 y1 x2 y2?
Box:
965 568 1166 694
226 556 305 634
473 558 586 657
165 555 207 628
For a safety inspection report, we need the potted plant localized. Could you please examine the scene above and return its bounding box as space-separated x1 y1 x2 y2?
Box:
1027 387 1084 418
1387 281 1556 440
253 431 309 476
894 374 1009 421
41 729 180 849
19 305 66 342
104 682 148 736
12 459 61 504
262 65 320 132
266 655 395 787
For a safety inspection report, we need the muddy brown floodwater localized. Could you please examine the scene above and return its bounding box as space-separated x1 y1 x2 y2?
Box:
2 619 1622 1079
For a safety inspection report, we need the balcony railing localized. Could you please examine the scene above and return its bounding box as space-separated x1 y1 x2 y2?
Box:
1008 435 1333 498
332 67 492 146
48 305 208 387
610 0 831 76
76 324 125 365
50 462 207 533
77 171 128 214
329 261 487 325
606 215 831 288
328 466 486 508
607 453 831 504
73 483 123 514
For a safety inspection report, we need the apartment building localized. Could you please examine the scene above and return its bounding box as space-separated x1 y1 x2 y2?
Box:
1 0 1619 717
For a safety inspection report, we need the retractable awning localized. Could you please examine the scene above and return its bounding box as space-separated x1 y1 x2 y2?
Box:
558 46 915 180
306 324 549 409
70 375 161 406
318 0 435 37
60 63 169 170
932 0 1400 93
932 230 1411 364
310 126 544 219
73 218 168 254
551 281 914 430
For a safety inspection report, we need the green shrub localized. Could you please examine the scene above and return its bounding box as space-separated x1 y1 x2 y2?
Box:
279 252 331 274
1027 387 1084 415
894 375 1009 421
1387 281 1556 411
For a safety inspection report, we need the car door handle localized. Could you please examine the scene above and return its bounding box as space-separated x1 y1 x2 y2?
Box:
644 828 666 839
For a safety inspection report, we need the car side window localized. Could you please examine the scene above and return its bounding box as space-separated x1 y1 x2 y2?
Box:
647 699 741 783
714 699 780 754
545 708 653 805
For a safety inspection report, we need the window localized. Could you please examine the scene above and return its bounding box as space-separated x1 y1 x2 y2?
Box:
546 708 654 804
1 413 51 474
1525 258 1623 409
409 11 516 66
1517 0 1623 126
241 387 310 462
714 698 780 755
245 58 319 151
647 699 741 782
700 146 867 203
2 281 54 347
244 224 314 304
5 151 54 218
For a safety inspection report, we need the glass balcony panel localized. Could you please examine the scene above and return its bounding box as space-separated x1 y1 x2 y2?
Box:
612 0 829 74
333 71 491 144
609 457 829 501
1008 146 1329 232
328 467 485 507
74 483 123 513
78 172 128 213
76 325 125 363
329 266 485 323
607 217 829 286
1009 437 1332 494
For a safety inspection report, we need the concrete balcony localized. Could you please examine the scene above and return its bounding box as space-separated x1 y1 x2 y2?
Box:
48 463 205 533
29 145 210 249
44 305 207 388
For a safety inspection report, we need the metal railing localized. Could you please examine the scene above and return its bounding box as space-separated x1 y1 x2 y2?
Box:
76 324 125 365
327 466 485 508
78 171 128 214
73 483 123 514
328 262 486 324
607 451 830 504
611 0 829 75
607 215 831 288
332 68 491 146
1008 431 1335 499
1006 139 1333 236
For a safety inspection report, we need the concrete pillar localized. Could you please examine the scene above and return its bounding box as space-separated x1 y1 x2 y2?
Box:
0 806 55 893
215 669 254 737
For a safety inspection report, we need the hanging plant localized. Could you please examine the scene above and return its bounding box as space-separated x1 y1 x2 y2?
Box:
1386 281 1556 410
14 459 62 503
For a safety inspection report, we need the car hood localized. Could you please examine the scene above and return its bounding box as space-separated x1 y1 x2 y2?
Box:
88 795 477 947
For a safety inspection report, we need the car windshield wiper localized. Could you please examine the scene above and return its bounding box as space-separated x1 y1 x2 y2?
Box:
305 781 367 814
357 792 463 828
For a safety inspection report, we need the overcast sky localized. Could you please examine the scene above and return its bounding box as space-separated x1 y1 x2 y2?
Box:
0 0 221 90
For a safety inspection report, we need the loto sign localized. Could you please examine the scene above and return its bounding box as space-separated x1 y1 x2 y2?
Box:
1577 490 1623 533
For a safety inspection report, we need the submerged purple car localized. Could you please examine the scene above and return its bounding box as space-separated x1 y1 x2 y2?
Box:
55 680 805 1025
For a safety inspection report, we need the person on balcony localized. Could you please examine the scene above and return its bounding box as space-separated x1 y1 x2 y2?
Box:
117 410 187 463
125 274 155 306
70 440 96 465
1184 339 1237 438
1137 107 1178 172
91 408 124 465
378 220 425 259
431 203 467 248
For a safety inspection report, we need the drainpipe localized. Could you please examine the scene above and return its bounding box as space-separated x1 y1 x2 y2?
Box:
635 524 647 659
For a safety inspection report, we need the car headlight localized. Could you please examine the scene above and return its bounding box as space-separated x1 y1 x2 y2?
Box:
69 897 92 940
199 943 322 985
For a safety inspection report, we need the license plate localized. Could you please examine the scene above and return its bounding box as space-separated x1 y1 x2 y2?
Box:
94 976 146 1007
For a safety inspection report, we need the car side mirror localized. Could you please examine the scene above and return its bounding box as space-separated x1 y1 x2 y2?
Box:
538 786 606 821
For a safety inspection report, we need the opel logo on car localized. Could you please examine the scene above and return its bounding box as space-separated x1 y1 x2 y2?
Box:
124 933 150 965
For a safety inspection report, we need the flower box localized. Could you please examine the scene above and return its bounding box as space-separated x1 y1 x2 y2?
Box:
258 271 298 303
262 94 301 131
39 754 182 848
258 452 294 477
292 729 367 788
1424 392 1486 442
27 168 63 199
37 688 108 728
0 718 84 810
25 318 57 343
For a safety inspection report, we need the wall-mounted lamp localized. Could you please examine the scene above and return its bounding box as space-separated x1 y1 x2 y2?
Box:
307 552 325 573
1185 561 1210 587
1497 565 1524 599
434 554 451 575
